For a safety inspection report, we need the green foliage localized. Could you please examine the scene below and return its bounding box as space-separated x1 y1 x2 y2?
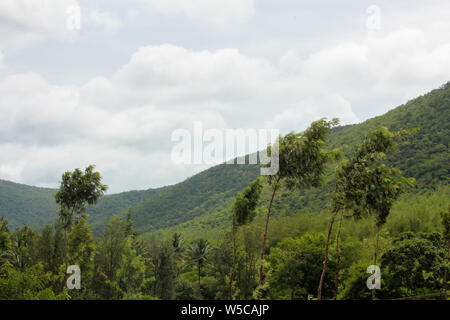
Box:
35 223 64 274
0 83 448 300
441 204 450 246
127 161 260 233
151 241 178 300
0 217 12 275
333 127 410 214
10 226 38 271
0 263 67 300
380 232 444 298
266 233 336 299
117 241 146 295
55 165 108 230
232 178 263 228
187 239 210 299
0 179 162 233
2 83 449 236
266 118 340 190
338 262 373 300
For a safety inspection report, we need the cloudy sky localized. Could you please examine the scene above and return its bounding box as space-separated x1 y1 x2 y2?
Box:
0 0 449 193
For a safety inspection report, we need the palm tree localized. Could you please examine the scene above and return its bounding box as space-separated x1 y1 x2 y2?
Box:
187 239 210 299
172 233 185 262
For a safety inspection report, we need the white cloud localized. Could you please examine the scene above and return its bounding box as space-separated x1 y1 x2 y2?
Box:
89 10 122 32
136 0 255 27
0 0 80 52
280 27 450 116
1 0 449 193
265 95 358 134
0 51 3 72
0 44 360 192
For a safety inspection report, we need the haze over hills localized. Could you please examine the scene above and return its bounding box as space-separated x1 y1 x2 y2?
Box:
0 82 448 235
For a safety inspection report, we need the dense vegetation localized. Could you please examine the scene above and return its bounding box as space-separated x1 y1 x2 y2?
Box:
0 179 165 232
0 83 448 300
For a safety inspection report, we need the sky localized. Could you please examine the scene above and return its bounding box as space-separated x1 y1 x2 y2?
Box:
0 0 449 193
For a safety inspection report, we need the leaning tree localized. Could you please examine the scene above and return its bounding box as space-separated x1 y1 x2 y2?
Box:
258 118 340 299
363 163 413 299
317 127 413 300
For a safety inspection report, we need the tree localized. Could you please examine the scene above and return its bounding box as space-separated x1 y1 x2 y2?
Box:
266 234 335 300
172 233 184 262
0 263 68 300
68 215 96 297
54 165 107 292
230 178 262 300
317 127 413 299
257 119 339 299
187 239 210 299
10 226 37 271
36 224 64 275
259 118 339 299
0 217 12 275
117 240 146 297
380 232 443 298
440 205 450 299
95 217 127 279
152 241 178 300
207 236 233 300
363 164 414 299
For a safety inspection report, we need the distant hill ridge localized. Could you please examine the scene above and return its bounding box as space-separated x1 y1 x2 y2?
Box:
1 82 448 233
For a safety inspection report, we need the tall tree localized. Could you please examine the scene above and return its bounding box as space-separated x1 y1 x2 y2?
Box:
317 127 412 299
10 226 37 271
363 164 413 299
55 164 107 292
152 241 178 300
229 178 263 300
68 215 96 297
36 224 62 274
117 240 146 297
187 239 210 299
258 118 339 299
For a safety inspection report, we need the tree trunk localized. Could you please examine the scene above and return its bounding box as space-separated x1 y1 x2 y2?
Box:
334 211 344 300
60 226 69 293
372 227 380 300
229 225 237 300
257 180 279 299
317 209 339 300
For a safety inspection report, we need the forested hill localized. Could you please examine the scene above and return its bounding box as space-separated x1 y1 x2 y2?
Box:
126 82 449 235
0 179 165 230
328 82 449 187
1 82 448 233
127 160 259 233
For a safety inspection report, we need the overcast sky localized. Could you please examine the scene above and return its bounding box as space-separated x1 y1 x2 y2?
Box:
0 0 449 193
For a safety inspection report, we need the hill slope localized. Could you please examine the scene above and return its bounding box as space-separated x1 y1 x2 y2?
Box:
132 82 449 235
0 179 165 230
1 82 448 234
127 160 259 233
